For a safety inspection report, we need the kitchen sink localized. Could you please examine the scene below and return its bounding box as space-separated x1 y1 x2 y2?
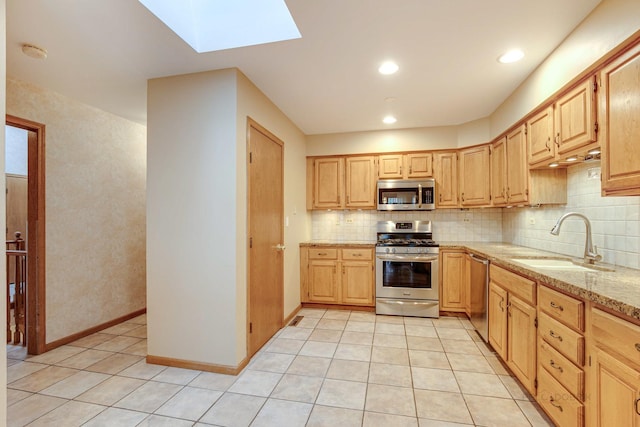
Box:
510 257 614 272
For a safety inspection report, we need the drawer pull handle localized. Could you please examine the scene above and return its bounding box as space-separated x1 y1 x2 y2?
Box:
550 301 564 311
549 330 563 342
635 343 640 352
635 398 640 415
353 253 362 257
499 299 505 312
549 359 564 373
549 397 563 412
318 252 327 256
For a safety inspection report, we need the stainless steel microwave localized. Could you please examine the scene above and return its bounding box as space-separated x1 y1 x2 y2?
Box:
377 179 436 211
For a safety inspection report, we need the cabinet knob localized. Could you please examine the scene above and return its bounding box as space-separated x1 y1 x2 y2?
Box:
635 343 640 352
635 398 640 415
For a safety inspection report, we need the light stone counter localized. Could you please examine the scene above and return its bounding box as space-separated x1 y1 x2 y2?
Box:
440 242 640 321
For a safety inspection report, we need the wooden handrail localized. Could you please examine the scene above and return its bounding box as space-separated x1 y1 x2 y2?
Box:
6 231 27 345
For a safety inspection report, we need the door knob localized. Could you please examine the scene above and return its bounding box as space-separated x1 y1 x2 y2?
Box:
273 244 286 251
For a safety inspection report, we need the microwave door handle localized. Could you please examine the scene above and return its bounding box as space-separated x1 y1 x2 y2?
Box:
418 184 422 208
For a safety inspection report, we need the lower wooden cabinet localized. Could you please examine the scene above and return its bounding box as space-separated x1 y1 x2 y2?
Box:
300 245 374 307
440 250 468 312
488 281 508 360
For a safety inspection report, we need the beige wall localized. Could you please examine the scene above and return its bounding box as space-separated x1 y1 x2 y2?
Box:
6 79 147 343
147 69 308 367
1 0 7 420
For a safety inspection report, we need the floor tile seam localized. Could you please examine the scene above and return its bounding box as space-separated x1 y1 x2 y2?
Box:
460 392 531 426
9 392 72 426
111 382 187 414
7 366 84 394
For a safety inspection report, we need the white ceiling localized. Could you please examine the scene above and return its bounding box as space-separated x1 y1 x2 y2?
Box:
7 0 601 135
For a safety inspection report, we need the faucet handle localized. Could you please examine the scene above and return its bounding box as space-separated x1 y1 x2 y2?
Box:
590 245 603 262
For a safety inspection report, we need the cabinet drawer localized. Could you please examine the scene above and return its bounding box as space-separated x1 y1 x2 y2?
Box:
538 338 584 401
592 308 640 369
538 367 584 427
341 248 372 261
308 248 338 259
490 264 536 305
539 312 584 366
539 286 584 332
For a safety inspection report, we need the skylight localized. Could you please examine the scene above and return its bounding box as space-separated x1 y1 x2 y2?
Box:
139 0 301 53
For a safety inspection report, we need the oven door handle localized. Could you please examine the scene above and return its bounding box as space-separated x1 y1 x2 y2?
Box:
376 254 438 262
378 299 438 306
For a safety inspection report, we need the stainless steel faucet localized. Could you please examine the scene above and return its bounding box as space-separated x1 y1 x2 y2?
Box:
550 212 602 264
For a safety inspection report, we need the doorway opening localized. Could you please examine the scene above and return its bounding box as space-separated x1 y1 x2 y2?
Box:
6 115 46 356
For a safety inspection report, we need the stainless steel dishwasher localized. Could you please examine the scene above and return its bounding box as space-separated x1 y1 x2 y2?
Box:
469 254 489 342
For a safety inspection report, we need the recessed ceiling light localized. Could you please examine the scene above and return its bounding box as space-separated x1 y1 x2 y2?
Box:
384 97 397 103
138 0 301 53
498 49 524 64
383 116 397 124
378 61 399 75
21 44 47 60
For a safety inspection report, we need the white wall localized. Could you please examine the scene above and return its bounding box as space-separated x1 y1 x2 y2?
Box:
147 69 240 366
490 0 640 138
147 69 308 367
5 125 27 175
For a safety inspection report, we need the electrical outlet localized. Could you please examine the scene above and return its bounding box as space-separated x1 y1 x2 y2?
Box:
345 217 354 224
528 217 536 225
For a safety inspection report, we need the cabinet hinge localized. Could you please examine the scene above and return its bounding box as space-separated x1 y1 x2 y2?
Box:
534 317 538 328
594 121 599 134
249 152 253 163
593 75 598 93
489 194 492 201
524 126 528 135
250 237 253 248
249 322 253 333
525 188 529 196
589 355 592 366
534 378 538 389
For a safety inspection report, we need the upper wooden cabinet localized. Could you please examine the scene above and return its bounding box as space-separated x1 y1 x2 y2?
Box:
307 156 376 209
600 42 640 196
377 152 433 179
459 145 491 207
555 77 598 155
491 138 507 206
345 156 376 208
527 76 598 168
434 152 458 208
506 125 529 205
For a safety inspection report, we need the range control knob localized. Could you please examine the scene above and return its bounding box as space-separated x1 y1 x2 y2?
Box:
385 247 390 254
391 248 397 254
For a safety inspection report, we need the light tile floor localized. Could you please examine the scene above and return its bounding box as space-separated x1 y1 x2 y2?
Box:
6 309 555 426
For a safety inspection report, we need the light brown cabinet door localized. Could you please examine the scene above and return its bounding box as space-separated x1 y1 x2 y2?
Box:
507 294 537 395
556 77 597 155
308 260 339 303
488 281 508 360
491 138 507 206
341 261 374 306
435 152 458 207
505 125 529 204
440 251 467 312
527 106 555 166
345 156 376 208
600 43 640 196
590 346 640 427
314 158 344 209
378 154 404 179
459 145 491 207
406 153 433 178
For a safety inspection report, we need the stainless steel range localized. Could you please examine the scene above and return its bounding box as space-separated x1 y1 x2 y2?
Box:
375 220 439 318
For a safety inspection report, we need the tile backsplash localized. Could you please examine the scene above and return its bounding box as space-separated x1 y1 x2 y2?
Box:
310 162 640 270
311 208 503 243
503 162 640 270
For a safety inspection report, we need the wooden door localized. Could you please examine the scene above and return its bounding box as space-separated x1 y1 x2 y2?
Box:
491 138 507 206
314 157 344 208
378 154 403 179
556 77 597 155
341 261 374 305
458 145 491 207
248 120 284 356
527 106 555 166
406 153 433 178
440 251 466 312
435 152 458 207
309 260 339 303
600 43 640 196
506 125 529 204
591 347 640 427
507 294 537 395
488 281 508 360
345 156 376 208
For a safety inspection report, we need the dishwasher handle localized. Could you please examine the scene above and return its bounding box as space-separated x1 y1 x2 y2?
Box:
469 254 489 265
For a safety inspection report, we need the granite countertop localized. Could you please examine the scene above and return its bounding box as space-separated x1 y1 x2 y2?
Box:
300 241 376 247
441 242 640 321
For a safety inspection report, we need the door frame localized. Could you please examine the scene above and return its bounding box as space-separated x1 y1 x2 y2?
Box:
6 115 46 354
246 117 284 358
